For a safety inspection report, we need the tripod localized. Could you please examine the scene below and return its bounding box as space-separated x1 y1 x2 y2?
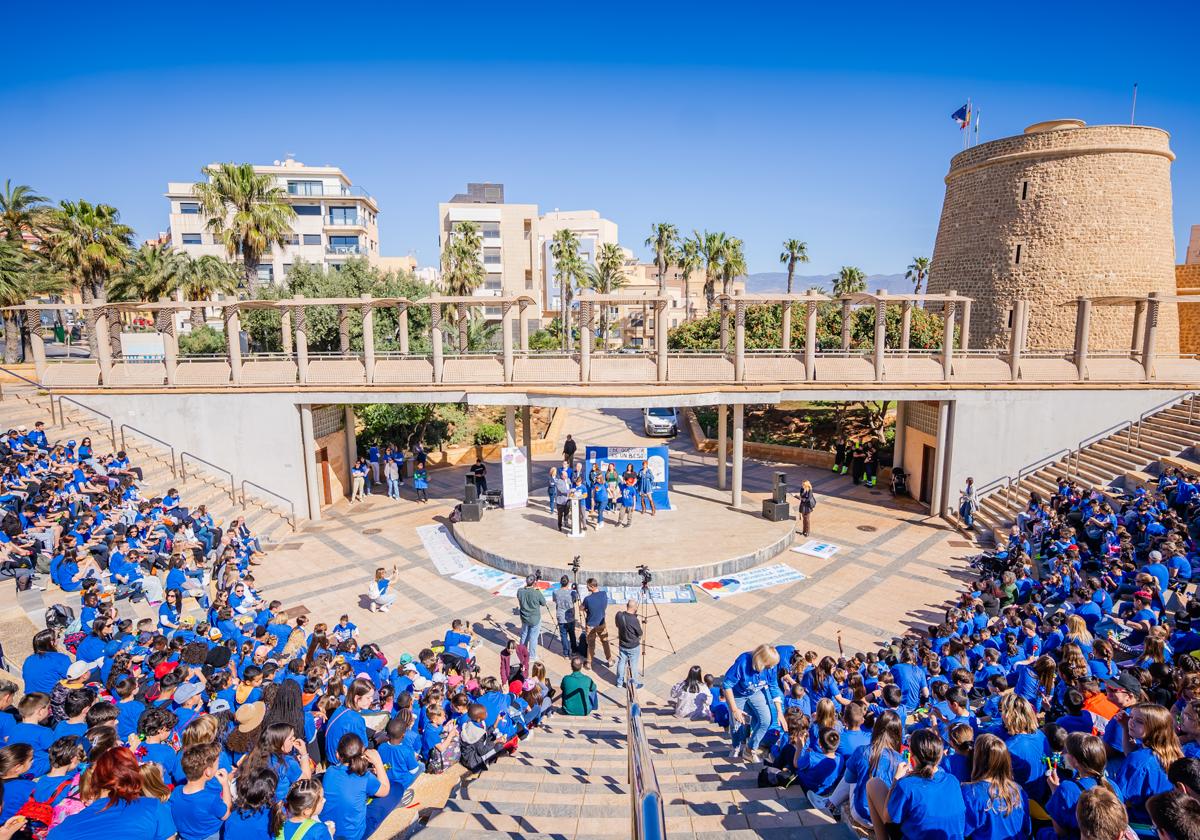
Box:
637 576 677 680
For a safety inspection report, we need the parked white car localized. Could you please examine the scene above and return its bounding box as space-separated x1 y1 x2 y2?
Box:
643 407 678 437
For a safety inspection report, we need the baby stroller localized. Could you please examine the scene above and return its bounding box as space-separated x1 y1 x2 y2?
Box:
890 467 909 496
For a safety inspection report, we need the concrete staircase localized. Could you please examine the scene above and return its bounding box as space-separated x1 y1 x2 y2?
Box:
973 395 1200 544
413 701 853 840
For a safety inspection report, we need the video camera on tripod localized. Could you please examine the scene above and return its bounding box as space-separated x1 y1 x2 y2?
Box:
636 564 652 588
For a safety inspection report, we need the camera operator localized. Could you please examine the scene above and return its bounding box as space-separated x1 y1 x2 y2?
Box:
614 599 643 689
552 574 580 656
582 578 612 670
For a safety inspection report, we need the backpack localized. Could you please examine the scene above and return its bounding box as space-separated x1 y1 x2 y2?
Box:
45 604 75 631
426 745 446 775
17 777 75 839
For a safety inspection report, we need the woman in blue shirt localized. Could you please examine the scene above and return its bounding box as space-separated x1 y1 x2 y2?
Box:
321 734 390 840
808 710 904 827
223 765 278 840
960 734 1031 840
323 679 373 767
51 746 176 840
22 629 72 695
998 693 1051 804
1113 703 1182 824
879 728 966 840
158 589 183 634
1044 732 1124 839
722 645 784 762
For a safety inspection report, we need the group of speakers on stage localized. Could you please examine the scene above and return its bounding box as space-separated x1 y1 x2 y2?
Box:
549 458 657 533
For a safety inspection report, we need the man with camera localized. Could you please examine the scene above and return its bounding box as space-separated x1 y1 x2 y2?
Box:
552 574 580 656
614 599 643 689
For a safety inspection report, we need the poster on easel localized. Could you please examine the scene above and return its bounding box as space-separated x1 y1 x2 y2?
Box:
500 447 529 509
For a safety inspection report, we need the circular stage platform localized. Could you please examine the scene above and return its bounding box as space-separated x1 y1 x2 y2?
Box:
451 481 796 586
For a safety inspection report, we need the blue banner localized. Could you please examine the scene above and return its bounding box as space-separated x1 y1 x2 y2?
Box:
582 445 672 511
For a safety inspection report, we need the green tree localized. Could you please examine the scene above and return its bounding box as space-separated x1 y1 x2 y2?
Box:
693 230 729 313
176 255 240 329
439 220 484 352
677 238 703 321
177 325 227 355
549 229 583 351
644 222 678 296
0 181 52 244
906 256 930 294
192 163 296 295
0 240 68 362
110 241 187 302
579 242 628 341
779 238 809 295
718 236 747 299
833 265 866 297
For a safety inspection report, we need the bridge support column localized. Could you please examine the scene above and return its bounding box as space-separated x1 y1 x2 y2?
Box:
505 406 516 447
929 400 950 517
716 404 728 491
731 403 744 508
893 401 907 470
521 405 532 486
941 292 957 382
294 295 309 384
873 291 887 381
518 301 530 352
1131 300 1146 361
281 309 293 356
154 309 177 386
430 303 443 383
94 308 113 384
580 301 592 383
1008 299 1027 380
299 404 322 522
501 302 514 384
900 301 912 353
398 305 410 354
781 302 792 352
23 305 47 382
734 295 746 382
719 298 729 352
804 298 818 380
655 301 668 382
344 407 357 481
337 306 350 354
361 295 375 384
1073 297 1091 381
959 300 972 351
1142 293 1160 380
225 307 243 386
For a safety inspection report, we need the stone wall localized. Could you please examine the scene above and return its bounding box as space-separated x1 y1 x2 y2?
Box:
926 122 1179 353
1177 264 1200 353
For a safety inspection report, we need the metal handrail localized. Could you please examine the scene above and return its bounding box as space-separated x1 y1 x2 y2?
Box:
1134 391 1198 449
119 424 176 477
0 364 46 396
54 395 117 449
626 662 666 840
1071 420 1136 480
240 480 297 531
180 451 236 501
1012 448 1073 504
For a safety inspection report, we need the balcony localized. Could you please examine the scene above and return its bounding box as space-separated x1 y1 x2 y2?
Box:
326 244 363 255
325 216 367 228
286 184 373 199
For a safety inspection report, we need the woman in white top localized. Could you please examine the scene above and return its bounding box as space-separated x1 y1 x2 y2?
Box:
368 565 398 613
670 665 712 720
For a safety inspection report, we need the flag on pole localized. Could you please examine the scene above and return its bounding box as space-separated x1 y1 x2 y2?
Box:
951 102 972 129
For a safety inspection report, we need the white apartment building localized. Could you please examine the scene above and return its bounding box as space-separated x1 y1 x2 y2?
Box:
538 210 621 315
438 183 539 321
166 159 381 285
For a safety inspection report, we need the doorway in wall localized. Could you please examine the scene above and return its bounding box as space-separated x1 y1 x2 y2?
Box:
919 444 935 504
315 447 333 506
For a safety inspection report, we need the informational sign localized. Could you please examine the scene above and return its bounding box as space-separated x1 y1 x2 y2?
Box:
500 446 529 509
119 332 165 361
416 524 473 575
694 564 807 600
583 445 672 511
604 584 698 604
792 540 841 560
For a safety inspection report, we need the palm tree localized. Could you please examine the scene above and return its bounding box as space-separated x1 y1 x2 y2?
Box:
465 312 500 352
718 237 747 299
177 255 240 330
779 239 809 295
833 266 867 297
694 230 729 314
549 229 583 351
0 240 68 363
906 256 930 295
439 221 485 352
676 238 702 321
644 222 678 296
0 181 52 244
580 242 629 343
192 163 296 295
110 241 186 302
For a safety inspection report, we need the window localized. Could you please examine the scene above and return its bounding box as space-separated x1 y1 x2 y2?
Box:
303 234 322 246
328 235 359 254
484 278 502 291
181 233 202 245
293 204 321 216
282 263 292 277
1014 243 1023 265
287 180 322 196
284 234 300 246
481 222 501 239
1021 181 1029 200
483 248 501 265
179 202 200 215
256 264 274 282
328 206 358 225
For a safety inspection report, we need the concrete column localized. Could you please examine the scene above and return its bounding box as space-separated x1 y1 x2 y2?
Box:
781 302 793 352
337 306 350 354
959 300 972 351
501 302 514 383
22 305 47 382
939 401 957 518
892 401 907 469
294 295 309 384
579 301 592 383
1142 293 1160 380
719 299 729 352
360 295 375 384
733 298 746 382
641 302 648 347
731 403 744 508
1009 299 1027 380
225 308 243 385
154 309 177 386
655 301 668 382
941 295 957 382
93 308 113 383
929 400 950 516
430 303 444 383
716 404 728 491
873 292 887 381
281 309 293 355
521 405 532 486
1073 297 1092 381
840 300 852 350
344 406 357 477
398 305 410 354
1131 300 1147 359
299 404 322 522
518 302 530 352
505 406 516 447
804 300 818 380
900 301 912 353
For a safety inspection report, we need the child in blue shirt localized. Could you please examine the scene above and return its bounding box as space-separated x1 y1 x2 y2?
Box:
793 727 844 796
169 743 232 840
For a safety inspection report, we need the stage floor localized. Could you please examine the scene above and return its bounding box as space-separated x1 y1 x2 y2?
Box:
451 479 796 586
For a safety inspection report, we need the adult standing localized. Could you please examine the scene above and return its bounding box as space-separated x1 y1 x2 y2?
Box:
959 477 977 530
515 575 548 663
383 458 400 500
850 442 866 486
722 644 783 762
470 458 487 494
613 599 643 688
618 476 636 528
367 444 381 487
796 480 816 538
562 434 577 465
547 467 559 515
581 579 612 669
863 444 878 488
552 575 580 656
350 460 367 503
554 470 571 532
637 459 656 515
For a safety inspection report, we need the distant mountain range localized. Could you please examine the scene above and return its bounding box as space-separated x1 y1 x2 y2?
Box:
743 272 914 295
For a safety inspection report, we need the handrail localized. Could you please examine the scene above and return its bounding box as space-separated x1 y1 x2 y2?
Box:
119 424 177 477
54 395 116 449
180 451 236 502
1071 420 1135 480
626 661 666 840
240 479 297 531
1134 391 1198 449
0 364 47 400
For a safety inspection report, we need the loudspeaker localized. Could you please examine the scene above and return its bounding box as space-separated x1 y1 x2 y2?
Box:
464 482 479 503
762 500 791 522
460 501 483 522
773 472 788 503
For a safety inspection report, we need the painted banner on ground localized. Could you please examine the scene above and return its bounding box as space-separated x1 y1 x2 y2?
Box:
450 564 522 594
500 446 529 509
792 539 841 560
416 524 473 575
582 445 672 511
694 564 807 600
603 584 697 604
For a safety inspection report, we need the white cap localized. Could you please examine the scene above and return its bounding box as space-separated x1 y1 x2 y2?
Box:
66 659 102 680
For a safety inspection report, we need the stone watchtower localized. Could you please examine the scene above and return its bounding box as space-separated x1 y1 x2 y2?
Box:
926 119 1178 352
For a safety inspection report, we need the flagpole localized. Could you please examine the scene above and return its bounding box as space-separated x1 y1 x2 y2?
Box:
1130 82 1138 125
975 109 981 147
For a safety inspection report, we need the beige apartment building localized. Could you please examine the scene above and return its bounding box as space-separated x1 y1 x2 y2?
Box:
166 159 382 286
614 263 740 346
538 209 621 317
438 183 539 321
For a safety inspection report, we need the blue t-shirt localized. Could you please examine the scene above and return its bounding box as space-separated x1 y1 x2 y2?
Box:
886 768 966 840
0 779 35 822
846 744 902 820
1045 776 1123 838
280 819 333 840
169 785 227 840
269 754 303 801
9 721 55 775
793 749 843 796
320 765 382 840
722 651 777 699
51 796 176 840
1003 730 1050 801
377 741 422 787
890 663 927 710
323 708 367 767
223 806 270 840
1114 747 1173 824
961 780 1030 840
582 591 608 627
22 651 71 694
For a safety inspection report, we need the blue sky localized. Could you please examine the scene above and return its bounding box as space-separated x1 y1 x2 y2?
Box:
4 1 1197 274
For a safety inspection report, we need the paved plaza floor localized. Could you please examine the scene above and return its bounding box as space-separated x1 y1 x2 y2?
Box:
252 407 977 703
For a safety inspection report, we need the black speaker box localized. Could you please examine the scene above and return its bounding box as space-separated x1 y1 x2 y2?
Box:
762 500 791 522
464 483 479 503
460 501 483 522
